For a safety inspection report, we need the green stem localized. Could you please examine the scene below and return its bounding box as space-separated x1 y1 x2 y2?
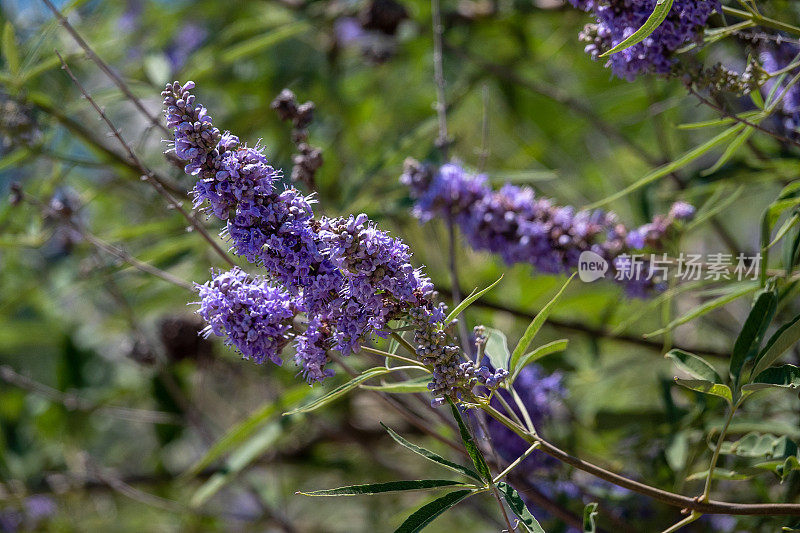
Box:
493 390 526 430
721 6 800 37
390 332 418 356
661 511 702 533
701 400 740 501
493 443 540 483
359 346 429 370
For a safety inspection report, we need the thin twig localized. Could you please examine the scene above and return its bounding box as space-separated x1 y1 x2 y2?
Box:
41 0 170 137
22 191 193 290
55 50 235 267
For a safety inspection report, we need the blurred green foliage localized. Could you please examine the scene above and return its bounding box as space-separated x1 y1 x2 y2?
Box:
1 0 800 531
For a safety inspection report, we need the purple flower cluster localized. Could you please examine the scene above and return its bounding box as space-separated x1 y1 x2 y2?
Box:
570 0 720 80
196 268 295 365
401 160 692 294
165 82 470 399
760 40 800 136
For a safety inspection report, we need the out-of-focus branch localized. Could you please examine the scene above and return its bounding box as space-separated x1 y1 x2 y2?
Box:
55 51 235 268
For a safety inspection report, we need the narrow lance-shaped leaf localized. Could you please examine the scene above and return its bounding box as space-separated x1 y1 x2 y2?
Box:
586 124 746 209
666 349 721 383
298 480 470 496
447 398 492 482
730 288 777 386
701 125 756 176
599 0 674 57
445 275 503 324
511 339 569 382
393 489 475 533
644 281 758 338
185 384 311 477
674 378 732 404
190 422 282 507
381 423 482 482
509 274 574 371
284 367 394 415
497 482 546 533
752 313 800 378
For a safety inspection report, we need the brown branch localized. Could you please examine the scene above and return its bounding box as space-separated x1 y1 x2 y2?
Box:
435 285 729 358
481 402 800 517
687 86 800 149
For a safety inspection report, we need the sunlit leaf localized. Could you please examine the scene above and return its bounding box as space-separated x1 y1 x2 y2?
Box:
666 349 721 383
445 275 504 324
511 339 568 382
284 367 396 415
298 480 470 496
599 0 674 58
509 274 574 371
674 378 732 404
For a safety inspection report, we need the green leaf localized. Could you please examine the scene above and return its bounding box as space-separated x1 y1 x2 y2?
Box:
701 125 756 176
448 398 492 482
381 423 482 482
362 375 431 393
599 0 674 57
143 53 171 86
768 212 800 250
190 422 282 507
445 275 504 324
644 282 758 338
221 22 308 63
674 378 732 404
284 367 394 415
185 384 310 477
744 364 800 393
686 468 752 481
586 124 746 209
747 456 800 482
509 274 574 371
752 313 800 378
510 339 569 382
583 502 599 533
393 489 474 533
298 480 470 496
665 349 721 383
720 432 798 459
497 482 546 533
677 113 758 130
730 288 778 385
2 22 20 75
665 432 689 472
484 327 510 372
